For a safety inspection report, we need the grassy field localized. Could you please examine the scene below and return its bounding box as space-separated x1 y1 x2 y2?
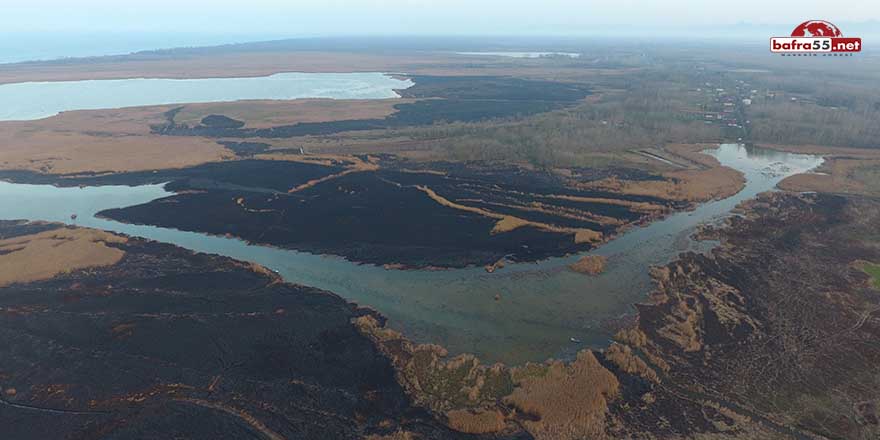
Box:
0 105 230 173
0 227 126 287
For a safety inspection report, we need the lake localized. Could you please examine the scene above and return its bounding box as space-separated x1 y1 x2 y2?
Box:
0 72 413 121
0 144 823 364
457 51 581 58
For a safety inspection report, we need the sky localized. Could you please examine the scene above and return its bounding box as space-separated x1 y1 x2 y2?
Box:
1 0 876 63
4 0 877 35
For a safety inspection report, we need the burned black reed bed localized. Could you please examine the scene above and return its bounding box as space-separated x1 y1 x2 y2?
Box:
0 222 478 439
84 158 680 268
150 75 593 139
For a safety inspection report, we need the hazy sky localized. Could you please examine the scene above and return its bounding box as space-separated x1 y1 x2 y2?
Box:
5 0 877 35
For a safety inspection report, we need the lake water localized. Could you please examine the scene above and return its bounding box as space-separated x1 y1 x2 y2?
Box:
0 72 413 121
457 52 581 58
0 144 823 364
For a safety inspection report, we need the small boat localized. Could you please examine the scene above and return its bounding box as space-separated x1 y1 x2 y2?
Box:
570 337 582 344
70 214 78 221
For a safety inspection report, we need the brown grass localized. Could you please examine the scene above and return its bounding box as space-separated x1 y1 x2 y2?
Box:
580 166 744 203
0 227 127 287
445 408 506 434
658 294 704 352
416 185 602 243
573 230 603 244
780 157 880 197
614 328 648 348
283 155 379 193
353 315 513 419
504 351 619 440
572 143 745 204
173 98 411 129
365 431 417 440
0 97 416 175
603 343 658 383
0 106 229 174
356 314 627 438
568 255 607 275
490 216 530 233
666 143 726 168
542 194 665 213
467 198 626 228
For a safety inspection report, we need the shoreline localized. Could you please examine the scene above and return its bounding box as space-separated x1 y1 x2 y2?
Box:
0 144 819 366
1 144 740 272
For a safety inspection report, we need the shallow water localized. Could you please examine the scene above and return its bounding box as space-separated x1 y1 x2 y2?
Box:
0 144 823 364
0 72 413 121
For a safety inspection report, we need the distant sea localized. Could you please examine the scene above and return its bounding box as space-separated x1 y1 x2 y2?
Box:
0 32 289 65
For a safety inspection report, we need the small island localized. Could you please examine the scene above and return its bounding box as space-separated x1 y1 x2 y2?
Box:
568 255 608 276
